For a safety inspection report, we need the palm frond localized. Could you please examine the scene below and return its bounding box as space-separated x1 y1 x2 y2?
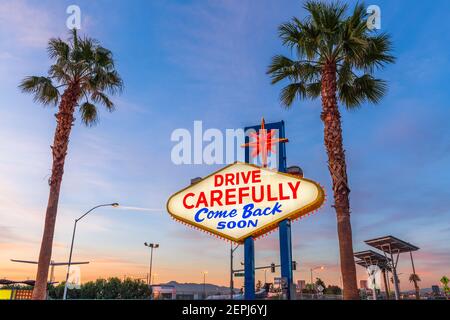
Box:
95 47 114 70
305 0 347 33
279 19 321 60
78 37 96 63
409 274 421 282
306 81 322 98
19 76 59 106
339 74 387 108
267 55 320 84
79 102 98 126
91 91 114 111
280 83 308 108
48 64 70 83
47 38 70 64
359 33 396 72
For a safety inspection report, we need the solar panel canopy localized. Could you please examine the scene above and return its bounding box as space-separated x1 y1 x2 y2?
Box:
364 235 419 253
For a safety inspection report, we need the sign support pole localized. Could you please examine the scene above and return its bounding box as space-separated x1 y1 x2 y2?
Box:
279 220 293 299
244 237 255 300
276 121 294 300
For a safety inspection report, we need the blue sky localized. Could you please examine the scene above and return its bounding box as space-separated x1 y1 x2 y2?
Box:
0 0 449 289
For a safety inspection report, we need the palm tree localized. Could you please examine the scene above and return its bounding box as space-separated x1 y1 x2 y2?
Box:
267 1 394 299
409 273 421 300
19 30 123 300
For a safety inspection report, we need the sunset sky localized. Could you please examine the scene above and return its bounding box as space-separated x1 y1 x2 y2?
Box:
1 0 449 291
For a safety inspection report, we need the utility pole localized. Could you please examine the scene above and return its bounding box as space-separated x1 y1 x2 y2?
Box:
230 243 240 300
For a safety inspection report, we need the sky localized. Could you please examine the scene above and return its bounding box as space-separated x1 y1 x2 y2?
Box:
0 0 449 291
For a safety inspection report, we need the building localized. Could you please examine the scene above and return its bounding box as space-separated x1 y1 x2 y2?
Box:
297 280 306 291
431 285 441 296
151 285 177 300
151 281 232 300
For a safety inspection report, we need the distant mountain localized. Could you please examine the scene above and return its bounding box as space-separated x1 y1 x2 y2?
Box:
401 287 440 295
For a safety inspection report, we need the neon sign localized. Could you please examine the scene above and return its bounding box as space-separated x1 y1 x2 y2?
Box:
167 162 325 243
241 118 288 168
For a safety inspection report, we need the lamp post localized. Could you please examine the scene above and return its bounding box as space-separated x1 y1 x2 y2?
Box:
202 271 208 299
310 266 324 288
144 242 159 286
63 203 119 300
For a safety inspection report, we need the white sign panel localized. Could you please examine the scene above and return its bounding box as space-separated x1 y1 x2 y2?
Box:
167 162 325 243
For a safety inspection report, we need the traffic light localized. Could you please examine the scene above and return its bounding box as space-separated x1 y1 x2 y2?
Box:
270 263 275 273
292 261 297 271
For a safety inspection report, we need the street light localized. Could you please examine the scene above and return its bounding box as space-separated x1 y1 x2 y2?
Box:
144 242 159 286
310 266 324 286
202 271 208 299
63 203 119 300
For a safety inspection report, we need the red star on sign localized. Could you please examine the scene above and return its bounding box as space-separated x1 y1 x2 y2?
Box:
241 118 289 168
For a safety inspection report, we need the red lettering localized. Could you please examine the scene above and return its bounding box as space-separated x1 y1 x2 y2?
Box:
210 190 223 206
252 170 261 183
238 187 250 203
241 171 251 184
196 192 209 208
267 185 277 201
288 181 301 199
279 183 290 200
225 173 234 186
183 193 195 209
225 188 237 205
251 185 264 203
214 174 224 187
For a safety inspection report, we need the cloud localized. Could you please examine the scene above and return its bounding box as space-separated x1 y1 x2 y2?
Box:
0 0 56 48
0 225 26 243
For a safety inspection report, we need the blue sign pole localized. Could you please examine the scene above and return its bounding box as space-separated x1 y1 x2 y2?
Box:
279 220 293 299
244 237 255 300
243 124 256 300
277 121 294 300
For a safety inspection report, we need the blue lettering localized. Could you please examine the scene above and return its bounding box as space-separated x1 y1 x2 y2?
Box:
241 202 282 219
227 221 237 229
270 202 282 215
242 204 254 219
194 208 208 222
248 219 258 228
217 221 226 230
197 203 281 229
237 220 246 228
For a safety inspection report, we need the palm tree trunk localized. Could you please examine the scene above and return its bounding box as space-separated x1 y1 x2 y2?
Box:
32 84 80 300
320 62 359 300
414 280 420 300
